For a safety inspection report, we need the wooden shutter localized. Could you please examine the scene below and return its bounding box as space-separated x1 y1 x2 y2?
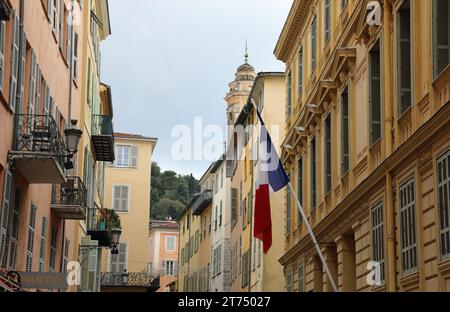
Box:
9 13 19 112
26 204 37 272
400 178 418 274
38 217 48 272
231 188 237 225
49 227 57 271
35 66 41 115
59 0 64 48
28 50 36 116
0 21 6 93
7 188 21 270
131 146 138 167
0 170 13 262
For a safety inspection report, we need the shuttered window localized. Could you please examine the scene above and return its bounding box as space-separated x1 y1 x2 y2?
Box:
52 0 58 35
231 188 238 227
73 32 79 80
115 145 138 168
298 47 303 97
286 269 293 292
372 202 386 283
49 227 57 272
311 16 317 70
9 13 20 112
286 181 291 235
113 185 129 212
298 264 304 292
7 188 21 270
369 39 382 144
35 66 41 115
400 178 418 275
397 0 412 115
437 149 450 258
0 21 6 93
38 217 48 272
59 0 64 48
341 86 350 174
241 251 249 288
166 236 176 251
219 200 223 226
324 114 332 194
162 260 177 275
286 72 292 119
110 243 127 273
0 170 12 263
63 239 70 272
26 204 37 272
28 50 36 116
325 0 331 42
433 0 449 78
297 156 303 225
311 137 317 209
66 15 72 66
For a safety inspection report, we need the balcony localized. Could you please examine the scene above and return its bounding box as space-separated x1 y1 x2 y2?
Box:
9 114 66 184
91 115 115 162
87 208 121 247
100 272 160 291
192 190 212 216
51 177 87 220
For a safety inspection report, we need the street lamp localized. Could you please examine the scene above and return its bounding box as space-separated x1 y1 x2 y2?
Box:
64 119 83 156
121 270 129 285
110 227 122 249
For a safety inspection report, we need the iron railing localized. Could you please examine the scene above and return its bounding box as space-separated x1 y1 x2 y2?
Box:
13 114 66 168
52 177 87 214
100 272 159 287
192 190 213 215
92 115 114 137
87 207 120 231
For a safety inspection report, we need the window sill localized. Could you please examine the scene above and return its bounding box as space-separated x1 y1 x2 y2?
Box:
398 105 413 121
369 137 382 151
399 270 419 290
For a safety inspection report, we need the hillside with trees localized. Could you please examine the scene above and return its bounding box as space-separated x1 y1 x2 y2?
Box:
151 162 200 220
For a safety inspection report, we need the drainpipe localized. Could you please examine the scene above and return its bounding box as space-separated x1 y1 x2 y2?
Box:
386 172 396 291
383 0 393 156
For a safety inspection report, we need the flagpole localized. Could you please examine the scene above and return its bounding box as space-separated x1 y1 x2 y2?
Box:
250 99 338 292
287 182 338 292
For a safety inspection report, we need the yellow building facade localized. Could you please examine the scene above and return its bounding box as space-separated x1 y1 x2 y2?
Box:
100 132 157 292
276 0 450 292
178 165 213 292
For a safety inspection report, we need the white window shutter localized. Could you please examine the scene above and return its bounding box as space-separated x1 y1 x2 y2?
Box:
9 13 19 112
121 186 129 212
113 186 120 211
66 21 72 65
59 0 64 47
28 50 36 116
0 170 13 262
0 21 6 93
131 146 138 167
35 66 41 115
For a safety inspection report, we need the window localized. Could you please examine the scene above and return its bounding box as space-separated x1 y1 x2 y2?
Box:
342 0 348 10
110 243 127 273
38 217 48 272
63 239 70 273
298 264 304 292
286 270 293 292
437 149 450 258
49 227 57 272
325 0 331 42
286 72 292 119
433 0 449 78
113 185 129 212
341 87 350 174
397 0 412 115
166 236 176 251
52 0 58 35
324 114 332 194
26 204 37 272
399 178 418 275
310 137 317 209
286 181 291 235
219 200 223 226
73 32 79 80
231 188 238 228
372 202 386 283
242 251 249 288
115 145 137 168
297 157 303 225
369 39 382 144
215 205 218 230
162 260 177 275
298 47 303 97
311 15 317 70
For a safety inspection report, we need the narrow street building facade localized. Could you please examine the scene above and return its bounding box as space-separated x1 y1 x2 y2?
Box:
276 0 450 292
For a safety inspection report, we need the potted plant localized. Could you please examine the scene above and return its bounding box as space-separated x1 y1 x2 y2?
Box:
107 209 121 230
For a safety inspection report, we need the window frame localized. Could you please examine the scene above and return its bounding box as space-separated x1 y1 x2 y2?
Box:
369 37 383 145
165 236 176 251
437 149 450 260
112 184 130 212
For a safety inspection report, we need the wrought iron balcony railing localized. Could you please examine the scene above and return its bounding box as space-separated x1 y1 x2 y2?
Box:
87 208 120 247
100 272 160 288
92 115 114 137
91 115 115 162
51 177 87 220
192 189 213 215
13 114 66 169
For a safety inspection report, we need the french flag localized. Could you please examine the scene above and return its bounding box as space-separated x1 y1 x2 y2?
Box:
254 109 289 254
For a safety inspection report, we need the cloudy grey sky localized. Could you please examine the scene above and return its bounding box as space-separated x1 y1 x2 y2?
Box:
101 0 293 178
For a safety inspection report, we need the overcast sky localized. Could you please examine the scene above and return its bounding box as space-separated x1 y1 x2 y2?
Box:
101 0 293 179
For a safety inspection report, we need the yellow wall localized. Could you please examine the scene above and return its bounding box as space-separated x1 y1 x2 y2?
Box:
102 135 156 273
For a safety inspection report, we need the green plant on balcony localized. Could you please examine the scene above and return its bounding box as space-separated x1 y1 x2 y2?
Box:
98 209 121 230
